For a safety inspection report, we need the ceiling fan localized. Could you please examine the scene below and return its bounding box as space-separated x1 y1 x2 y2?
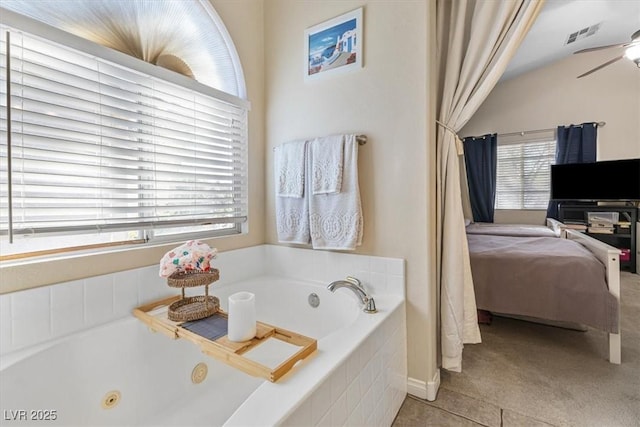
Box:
574 29 640 78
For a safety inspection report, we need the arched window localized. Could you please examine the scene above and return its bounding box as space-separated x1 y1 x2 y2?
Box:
0 2 250 258
0 0 247 97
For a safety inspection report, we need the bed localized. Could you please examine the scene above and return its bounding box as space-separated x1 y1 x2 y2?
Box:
468 229 621 364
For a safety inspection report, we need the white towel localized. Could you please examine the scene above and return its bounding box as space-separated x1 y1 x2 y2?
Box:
275 140 310 244
311 135 344 195
275 140 306 198
309 135 363 250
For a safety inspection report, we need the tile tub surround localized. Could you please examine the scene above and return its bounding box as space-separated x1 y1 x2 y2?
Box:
0 244 405 356
277 303 407 427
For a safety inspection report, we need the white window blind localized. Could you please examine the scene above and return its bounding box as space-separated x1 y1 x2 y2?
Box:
0 26 248 246
495 132 556 210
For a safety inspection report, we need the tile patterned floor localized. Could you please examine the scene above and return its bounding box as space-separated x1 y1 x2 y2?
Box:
393 391 556 427
393 273 639 426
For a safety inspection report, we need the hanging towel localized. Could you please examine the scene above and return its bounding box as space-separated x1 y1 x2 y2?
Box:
311 135 344 195
274 140 306 198
275 140 311 244
309 135 363 250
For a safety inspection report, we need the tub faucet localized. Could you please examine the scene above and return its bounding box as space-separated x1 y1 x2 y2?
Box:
327 276 377 313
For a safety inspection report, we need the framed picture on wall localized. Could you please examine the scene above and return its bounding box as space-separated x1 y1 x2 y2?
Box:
304 7 363 81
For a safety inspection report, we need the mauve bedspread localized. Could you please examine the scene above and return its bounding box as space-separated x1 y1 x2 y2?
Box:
468 234 618 333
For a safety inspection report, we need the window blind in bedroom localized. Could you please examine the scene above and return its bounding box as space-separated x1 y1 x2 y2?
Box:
495 131 556 210
0 26 249 243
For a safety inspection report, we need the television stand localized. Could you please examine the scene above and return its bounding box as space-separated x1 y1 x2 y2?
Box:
559 204 638 274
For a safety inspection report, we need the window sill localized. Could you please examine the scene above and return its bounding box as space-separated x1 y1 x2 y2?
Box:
0 235 249 295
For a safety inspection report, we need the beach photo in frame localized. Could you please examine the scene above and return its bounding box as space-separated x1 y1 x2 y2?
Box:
304 7 363 81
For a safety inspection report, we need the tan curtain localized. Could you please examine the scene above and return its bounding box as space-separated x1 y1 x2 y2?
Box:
436 0 545 372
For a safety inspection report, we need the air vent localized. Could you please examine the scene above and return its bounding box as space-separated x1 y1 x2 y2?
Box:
566 23 601 45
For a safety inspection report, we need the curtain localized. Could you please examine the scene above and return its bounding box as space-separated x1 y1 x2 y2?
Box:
463 134 497 223
546 122 598 219
436 0 545 372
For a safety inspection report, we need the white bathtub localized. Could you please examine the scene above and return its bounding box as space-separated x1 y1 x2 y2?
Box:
0 275 406 426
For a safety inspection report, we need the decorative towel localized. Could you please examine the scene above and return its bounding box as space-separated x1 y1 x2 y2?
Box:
274 140 306 198
158 240 217 278
275 140 311 244
309 135 363 250
311 135 344 195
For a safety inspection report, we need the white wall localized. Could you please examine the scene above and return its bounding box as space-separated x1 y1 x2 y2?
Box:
462 49 640 224
264 1 437 389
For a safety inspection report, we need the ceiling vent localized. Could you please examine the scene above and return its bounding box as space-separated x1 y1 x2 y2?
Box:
566 23 601 45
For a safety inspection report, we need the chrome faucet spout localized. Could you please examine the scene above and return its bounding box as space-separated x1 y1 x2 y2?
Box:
327 280 367 303
327 277 377 313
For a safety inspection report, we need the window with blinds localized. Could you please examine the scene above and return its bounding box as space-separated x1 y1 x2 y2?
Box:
0 25 249 257
495 132 556 210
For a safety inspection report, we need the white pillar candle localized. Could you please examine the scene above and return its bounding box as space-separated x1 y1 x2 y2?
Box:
227 291 257 342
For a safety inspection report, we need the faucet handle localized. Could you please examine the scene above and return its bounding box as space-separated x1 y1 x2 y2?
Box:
345 276 361 287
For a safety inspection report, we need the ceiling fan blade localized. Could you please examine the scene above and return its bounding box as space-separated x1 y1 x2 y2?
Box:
573 41 636 54
577 55 625 78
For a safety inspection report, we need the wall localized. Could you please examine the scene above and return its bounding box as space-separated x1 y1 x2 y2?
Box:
264 1 436 391
0 0 266 293
462 49 640 224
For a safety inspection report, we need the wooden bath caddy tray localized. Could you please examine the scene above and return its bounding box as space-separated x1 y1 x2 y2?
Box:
133 295 317 382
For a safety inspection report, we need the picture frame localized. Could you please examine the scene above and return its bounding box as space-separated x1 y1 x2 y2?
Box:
304 7 363 81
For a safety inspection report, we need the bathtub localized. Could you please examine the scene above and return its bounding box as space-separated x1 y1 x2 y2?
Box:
0 275 406 426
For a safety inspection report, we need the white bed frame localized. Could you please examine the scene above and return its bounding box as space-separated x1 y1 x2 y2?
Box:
564 229 621 364
545 217 565 236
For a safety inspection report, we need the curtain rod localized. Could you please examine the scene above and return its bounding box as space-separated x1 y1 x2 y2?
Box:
465 122 606 140
498 121 606 138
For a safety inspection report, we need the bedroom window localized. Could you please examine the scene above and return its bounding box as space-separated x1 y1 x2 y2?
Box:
495 132 556 210
0 21 249 258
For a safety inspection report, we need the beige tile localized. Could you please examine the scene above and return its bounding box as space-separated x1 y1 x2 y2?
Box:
502 409 558 427
393 397 484 427
423 387 501 427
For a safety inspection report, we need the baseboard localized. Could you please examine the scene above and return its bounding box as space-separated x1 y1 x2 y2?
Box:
407 369 440 401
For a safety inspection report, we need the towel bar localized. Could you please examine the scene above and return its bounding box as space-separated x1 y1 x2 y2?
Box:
273 134 366 151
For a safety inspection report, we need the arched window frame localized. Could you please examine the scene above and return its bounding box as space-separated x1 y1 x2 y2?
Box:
0 6 250 259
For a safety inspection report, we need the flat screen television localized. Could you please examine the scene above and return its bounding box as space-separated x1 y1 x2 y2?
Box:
550 158 640 201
